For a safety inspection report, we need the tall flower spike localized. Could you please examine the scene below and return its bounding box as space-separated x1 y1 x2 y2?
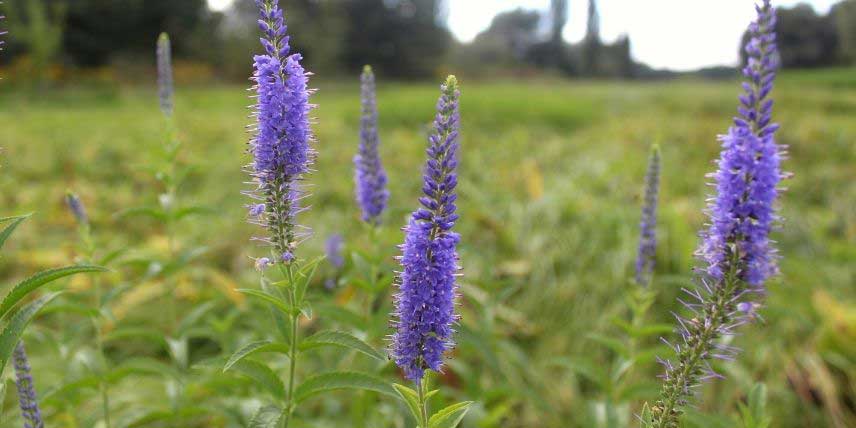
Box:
650 2 785 426
13 342 44 428
635 145 660 287
156 33 174 118
354 65 389 224
325 233 344 269
391 76 462 382
246 0 314 263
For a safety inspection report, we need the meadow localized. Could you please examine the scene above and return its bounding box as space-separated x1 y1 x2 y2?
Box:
0 70 854 427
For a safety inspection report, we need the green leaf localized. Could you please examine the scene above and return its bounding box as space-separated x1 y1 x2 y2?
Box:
295 255 324 304
237 288 292 315
227 359 285 398
248 405 283 428
261 280 292 341
392 383 422 423
738 383 771 428
586 333 629 358
0 292 62 378
0 214 29 251
223 340 290 372
0 265 107 320
299 330 385 361
294 371 396 403
429 401 473 428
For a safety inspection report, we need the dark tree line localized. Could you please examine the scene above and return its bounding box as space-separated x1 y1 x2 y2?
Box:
0 0 451 79
741 0 856 68
2 0 855 82
457 0 635 78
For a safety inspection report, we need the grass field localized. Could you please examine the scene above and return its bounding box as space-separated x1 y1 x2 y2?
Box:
0 71 854 427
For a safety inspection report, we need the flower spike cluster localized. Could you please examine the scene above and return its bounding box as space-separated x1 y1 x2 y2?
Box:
246 0 315 264
354 65 389 224
651 2 785 426
13 342 44 428
391 76 462 382
156 33 174 118
635 144 660 287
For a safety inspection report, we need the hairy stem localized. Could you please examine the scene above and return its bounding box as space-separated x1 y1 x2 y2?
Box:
283 263 299 428
417 378 430 428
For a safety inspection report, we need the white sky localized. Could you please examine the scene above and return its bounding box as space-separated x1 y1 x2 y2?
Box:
209 0 841 71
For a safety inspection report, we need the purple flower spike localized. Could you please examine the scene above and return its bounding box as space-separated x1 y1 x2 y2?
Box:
246 0 315 264
354 65 390 224
325 234 344 269
65 192 89 226
156 33 174 118
650 2 787 426
391 76 462 382
635 145 660 287
13 342 44 428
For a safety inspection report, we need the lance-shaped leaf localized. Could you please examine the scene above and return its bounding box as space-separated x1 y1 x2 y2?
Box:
0 292 62 377
226 359 285 398
0 265 107 319
248 405 283 428
294 371 396 403
236 288 292 315
429 401 474 428
299 330 385 361
223 340 290 372
0 214 29 251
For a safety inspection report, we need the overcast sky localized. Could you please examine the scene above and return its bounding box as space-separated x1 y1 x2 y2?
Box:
208 0 840 71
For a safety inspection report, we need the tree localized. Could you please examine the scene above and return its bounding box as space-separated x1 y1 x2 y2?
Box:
742 4 837 69
3 0 64 82
61 0 208 66
343 0 450 78
832 0 856 64
582 0 601 75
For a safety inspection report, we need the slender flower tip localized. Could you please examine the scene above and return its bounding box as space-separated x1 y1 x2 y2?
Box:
158 32 170 45
64 191 89 226
443 75 459 93
650 143 661 157
362 64 373 75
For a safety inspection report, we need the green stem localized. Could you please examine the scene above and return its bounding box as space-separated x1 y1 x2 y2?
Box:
652 269 740 428
84 227 111 428
417 378 430 428
283 264 300 428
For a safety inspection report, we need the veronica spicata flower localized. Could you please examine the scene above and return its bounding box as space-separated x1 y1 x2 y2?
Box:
325 233 344 269
13 342 44 428
65 192 89 226
156 33 174 117
650 2 785 426
246 0 315 264
635 145 660 287
354 65 389 224
391 76 462 382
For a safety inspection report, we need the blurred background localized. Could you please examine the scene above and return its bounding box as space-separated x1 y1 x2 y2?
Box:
1 0 856 83
0 1 854 427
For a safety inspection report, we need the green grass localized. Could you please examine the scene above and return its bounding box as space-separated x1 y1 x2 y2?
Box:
0 71 854 427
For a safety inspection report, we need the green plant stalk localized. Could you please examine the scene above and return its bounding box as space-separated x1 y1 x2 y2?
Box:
417 378 430 428
164 121 180 334
283 263 300 428
651 262 741 428
81 224 112 428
